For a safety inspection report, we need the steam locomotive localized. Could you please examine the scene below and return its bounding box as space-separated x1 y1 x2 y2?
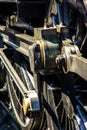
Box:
0 0 87 130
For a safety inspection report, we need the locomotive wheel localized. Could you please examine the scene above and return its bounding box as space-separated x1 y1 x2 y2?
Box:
6 53 44 130
2 50 62 130
43 72 87 130
43 74 79 130
55 73 87 130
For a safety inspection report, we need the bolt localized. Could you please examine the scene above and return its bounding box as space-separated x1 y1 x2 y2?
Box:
35 44 40 52
35 60 41 66
56 54 66 65
71 47 76 54
24 93 29 98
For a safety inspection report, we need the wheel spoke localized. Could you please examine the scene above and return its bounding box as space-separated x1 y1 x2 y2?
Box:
61 107 64 123
65 115 67 130
68 119 71 130
71 120 74 130
56 99 62 110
